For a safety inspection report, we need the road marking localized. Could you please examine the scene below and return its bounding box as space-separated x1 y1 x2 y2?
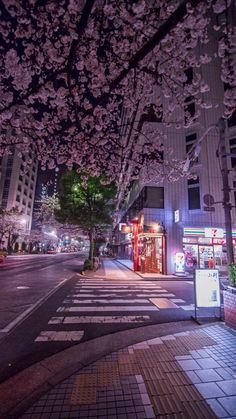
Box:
149 298 180 309
63 299 149 304
49 315 151 324
57 305 158 312
35 330 84 342
170 299 185 303
16 286 30 290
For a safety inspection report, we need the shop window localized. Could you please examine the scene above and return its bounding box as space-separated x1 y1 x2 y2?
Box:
188 186 200 210
229 138 236 168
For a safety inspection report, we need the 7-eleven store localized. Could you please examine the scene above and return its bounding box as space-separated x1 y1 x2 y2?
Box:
182 227 236 273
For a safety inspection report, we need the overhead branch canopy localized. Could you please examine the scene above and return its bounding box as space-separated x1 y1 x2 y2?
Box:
0 0 235 190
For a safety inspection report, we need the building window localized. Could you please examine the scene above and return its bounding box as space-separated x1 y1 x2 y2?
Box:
229 138 236 168
22 199 26 206
19 175 23 181
25 179 29 186
24 189 27 195
233 181 236 207
186 133 198 163
29 192 32 199
17 185 22 192
188 178 200 210
143 186 164 209
184 97 195 123
16 195 20 202
30 183 34 190
228 110 236 128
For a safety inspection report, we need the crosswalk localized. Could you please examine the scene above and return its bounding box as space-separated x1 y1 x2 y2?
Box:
34 277 193 343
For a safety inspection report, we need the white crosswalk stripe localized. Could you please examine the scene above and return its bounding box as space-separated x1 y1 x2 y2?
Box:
34 277 190 343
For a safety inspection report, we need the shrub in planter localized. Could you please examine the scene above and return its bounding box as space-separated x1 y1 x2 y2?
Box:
228 263 236 288
224 263 236 331
83 259 93 271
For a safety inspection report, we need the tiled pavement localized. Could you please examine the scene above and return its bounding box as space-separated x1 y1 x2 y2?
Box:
20 324 236 419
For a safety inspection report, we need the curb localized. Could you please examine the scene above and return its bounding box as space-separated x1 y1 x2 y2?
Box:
0 319 212 419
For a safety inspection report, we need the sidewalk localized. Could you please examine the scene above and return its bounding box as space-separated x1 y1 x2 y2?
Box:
0 260 235 419
116 259 230 286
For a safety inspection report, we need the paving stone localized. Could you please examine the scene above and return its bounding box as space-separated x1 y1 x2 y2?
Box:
195 382 225 398
217 379 236 396
216 368 234 380
177 359 201 371
206 399 229 418
195 368 223 382
196 358 221 369
152 394 182 415
185 370 202 384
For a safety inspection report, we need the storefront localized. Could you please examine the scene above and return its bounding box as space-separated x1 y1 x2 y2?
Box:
183 227 236 273
137 233 166 274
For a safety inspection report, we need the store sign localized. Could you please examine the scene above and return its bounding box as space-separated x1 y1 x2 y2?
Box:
175 252 185 273
195 269 220 308
121 225 132 234
204 228 224 238
174 210 180 223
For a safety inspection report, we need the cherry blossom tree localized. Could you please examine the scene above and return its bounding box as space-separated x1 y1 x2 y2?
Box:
0 207 26 252
0 0 235 196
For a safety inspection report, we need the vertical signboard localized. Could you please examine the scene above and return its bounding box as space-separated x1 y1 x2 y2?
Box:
195 269 220 307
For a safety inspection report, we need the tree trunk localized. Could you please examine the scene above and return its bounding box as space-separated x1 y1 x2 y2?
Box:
88 229 94 265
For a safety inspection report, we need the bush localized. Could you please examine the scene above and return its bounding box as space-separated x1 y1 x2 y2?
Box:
83 259 93 271
229 263 236 287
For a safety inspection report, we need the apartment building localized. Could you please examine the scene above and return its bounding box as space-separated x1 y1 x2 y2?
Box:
113 7 236 275
0 145 38 234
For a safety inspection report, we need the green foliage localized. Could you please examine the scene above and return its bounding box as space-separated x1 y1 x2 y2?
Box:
229 263 236 287
56 170 116 229
83 259 93 271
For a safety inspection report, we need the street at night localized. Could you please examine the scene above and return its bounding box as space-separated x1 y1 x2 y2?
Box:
0 258 195 383
0 0 236 418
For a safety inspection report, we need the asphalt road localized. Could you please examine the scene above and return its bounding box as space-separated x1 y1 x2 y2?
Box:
0 258 197 383
0 253 85 329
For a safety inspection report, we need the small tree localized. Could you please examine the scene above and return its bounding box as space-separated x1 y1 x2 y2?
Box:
56 170 116 267
0 208 25 253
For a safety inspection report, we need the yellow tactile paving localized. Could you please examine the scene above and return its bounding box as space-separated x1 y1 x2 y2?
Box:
74 373 98 387
97 371 121 387
70 386 97 405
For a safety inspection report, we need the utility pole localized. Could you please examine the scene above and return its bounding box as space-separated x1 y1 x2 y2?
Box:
218 118 235 265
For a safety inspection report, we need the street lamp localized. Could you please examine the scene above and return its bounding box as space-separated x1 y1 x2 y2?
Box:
131 218 139 271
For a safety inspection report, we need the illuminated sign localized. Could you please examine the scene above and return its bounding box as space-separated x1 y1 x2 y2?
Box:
175 252 185 273
121 225 132 234
195 269 220 308
174 210 180 223
204 228 224 238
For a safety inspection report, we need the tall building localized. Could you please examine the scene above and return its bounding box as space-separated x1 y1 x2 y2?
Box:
113 7 236 275
0 145 38 233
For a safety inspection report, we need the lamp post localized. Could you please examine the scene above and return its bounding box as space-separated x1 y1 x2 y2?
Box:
131 218 139 271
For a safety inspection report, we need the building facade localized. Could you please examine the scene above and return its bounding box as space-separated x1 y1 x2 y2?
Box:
0 145 38 235
113 7 236 275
